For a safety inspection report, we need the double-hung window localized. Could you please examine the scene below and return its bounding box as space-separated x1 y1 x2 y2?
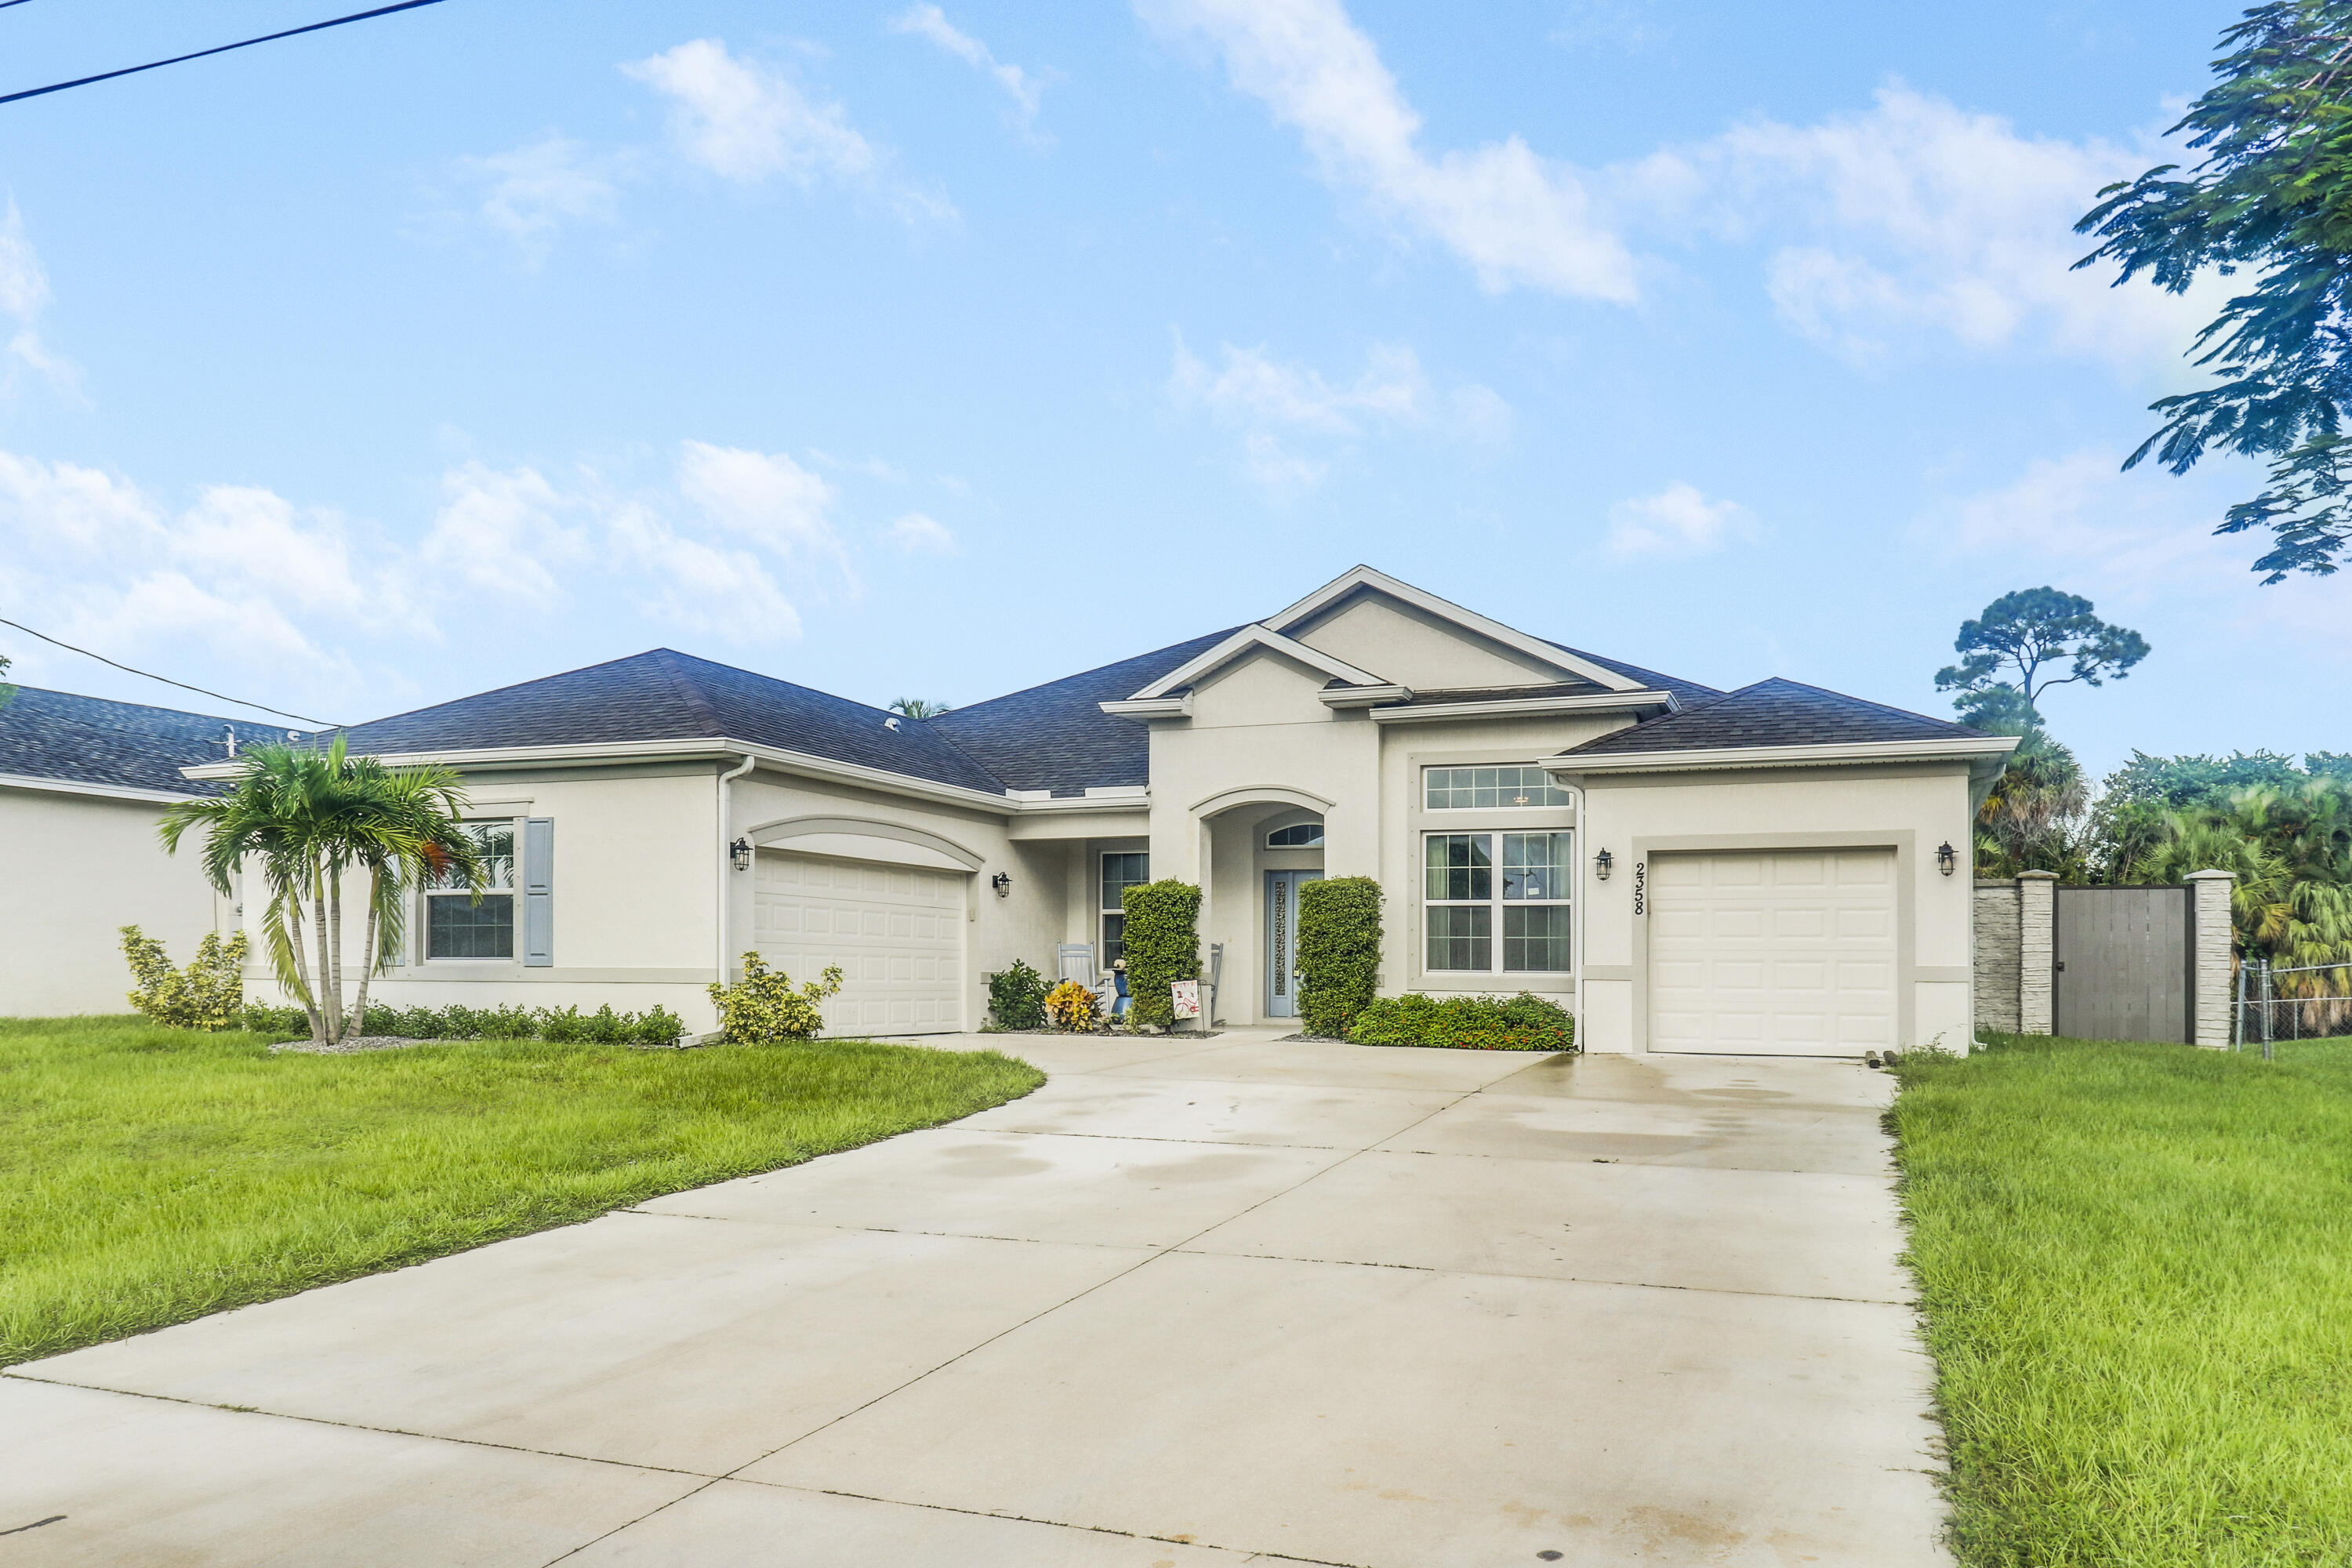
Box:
1421 765 1572 975
1100 851 1149 966
426 822 516 960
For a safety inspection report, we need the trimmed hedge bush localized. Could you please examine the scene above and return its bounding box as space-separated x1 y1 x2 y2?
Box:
1296 877 1381 1036
1348 992 1574 1051
985 958 1048 1029
240 1000 688 1047
1121 879 1202 1028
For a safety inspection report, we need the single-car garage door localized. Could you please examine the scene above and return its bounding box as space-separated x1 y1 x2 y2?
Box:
1648 848 1896 1055
753 851 965 1035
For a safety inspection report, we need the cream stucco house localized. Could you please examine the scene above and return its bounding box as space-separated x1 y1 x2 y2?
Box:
7 568 2017 1053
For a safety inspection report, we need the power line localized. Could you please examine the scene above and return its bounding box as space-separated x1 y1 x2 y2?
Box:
0 0 448 107
0 2 35 11
0 615 339 728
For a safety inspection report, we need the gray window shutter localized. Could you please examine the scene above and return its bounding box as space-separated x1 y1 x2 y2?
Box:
523 817 554 967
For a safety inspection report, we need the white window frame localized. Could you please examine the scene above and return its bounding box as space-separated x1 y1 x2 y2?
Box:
1421 826 1574 977
1100 850 1149 966
1422 764 1573 812
422 818 520 964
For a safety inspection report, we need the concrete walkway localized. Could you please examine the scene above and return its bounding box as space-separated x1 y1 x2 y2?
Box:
1 1030 1950 1566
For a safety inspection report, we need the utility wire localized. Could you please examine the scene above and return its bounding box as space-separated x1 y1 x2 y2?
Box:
0 0 447 107
0 2 35 11
0 615 338 728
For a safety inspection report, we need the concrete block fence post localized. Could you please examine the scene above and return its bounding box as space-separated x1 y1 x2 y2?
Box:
2187 869 2238 1050
2017 871 2057 1035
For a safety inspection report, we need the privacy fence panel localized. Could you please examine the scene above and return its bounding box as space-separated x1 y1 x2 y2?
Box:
2053 885 2190 1044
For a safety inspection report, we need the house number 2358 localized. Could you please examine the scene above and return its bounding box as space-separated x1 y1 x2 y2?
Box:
1632 862 1646 916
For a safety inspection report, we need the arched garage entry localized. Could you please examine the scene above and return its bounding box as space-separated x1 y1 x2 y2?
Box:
744 816 982 1036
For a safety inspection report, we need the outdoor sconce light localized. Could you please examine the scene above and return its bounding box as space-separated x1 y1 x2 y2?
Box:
1594 848 1614 881
990 872 1013 897
1936 840 1958 877
729 837 753 872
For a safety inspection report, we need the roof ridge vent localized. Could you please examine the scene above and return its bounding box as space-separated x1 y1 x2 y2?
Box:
883 715 900 731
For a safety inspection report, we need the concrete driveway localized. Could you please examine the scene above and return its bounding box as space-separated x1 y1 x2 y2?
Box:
1 1030 1949 1566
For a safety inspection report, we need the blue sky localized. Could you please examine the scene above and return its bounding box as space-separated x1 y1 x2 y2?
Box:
0 0 2335 776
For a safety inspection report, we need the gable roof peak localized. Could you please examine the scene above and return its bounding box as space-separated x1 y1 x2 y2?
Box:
1264 565 1647 693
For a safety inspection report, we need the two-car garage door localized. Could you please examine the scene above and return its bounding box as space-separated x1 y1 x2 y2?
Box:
753 851 964 1035
1648 848 1896 1055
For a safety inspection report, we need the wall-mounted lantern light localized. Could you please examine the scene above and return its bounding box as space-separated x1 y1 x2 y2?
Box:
990 871 1013 897
730 837 753 872
1936 840 1957 877
1594 848 1614 881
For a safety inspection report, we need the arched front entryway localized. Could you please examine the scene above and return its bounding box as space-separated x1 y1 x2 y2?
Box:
1186 787 1333 1028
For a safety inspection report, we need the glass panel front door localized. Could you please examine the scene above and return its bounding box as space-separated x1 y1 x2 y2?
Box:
1265 869 1324 1019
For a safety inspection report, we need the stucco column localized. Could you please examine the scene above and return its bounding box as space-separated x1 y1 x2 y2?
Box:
2187 869 2236 1050
2017 870 2056 1035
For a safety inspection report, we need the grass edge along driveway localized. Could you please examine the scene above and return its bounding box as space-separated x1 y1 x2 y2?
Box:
1 1017 1044 1367
1892 1033 2352 1568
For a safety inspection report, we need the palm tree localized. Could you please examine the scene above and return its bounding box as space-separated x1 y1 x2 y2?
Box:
159 739 483 1044
887 697 952 718
1973 738 2089 878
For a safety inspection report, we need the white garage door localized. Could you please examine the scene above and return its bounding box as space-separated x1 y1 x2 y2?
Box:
1648 848 1896 1056
753 851 965 1035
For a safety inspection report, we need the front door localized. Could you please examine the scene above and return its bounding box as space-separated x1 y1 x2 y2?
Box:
1265 869 1324 1019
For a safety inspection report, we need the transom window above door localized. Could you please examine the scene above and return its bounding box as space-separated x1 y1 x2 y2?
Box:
1423 830 1572 974
1266 822 1324 848
1424 765 1570 810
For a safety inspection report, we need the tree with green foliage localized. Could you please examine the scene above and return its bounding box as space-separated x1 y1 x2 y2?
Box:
887 697 952 718
1119 880 1201 1029
1935 587 2149 734
1296 877 1382 1037
158 739 485 1046
2075 2 2352 580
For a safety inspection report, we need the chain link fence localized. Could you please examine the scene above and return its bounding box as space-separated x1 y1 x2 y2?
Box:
2234 959 2352 1058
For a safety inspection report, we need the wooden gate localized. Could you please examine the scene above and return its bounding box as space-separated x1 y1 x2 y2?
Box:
2053 885 2191 1044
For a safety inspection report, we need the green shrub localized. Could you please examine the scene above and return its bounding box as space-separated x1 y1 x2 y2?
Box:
1348 991 1573 1051
238 1002 308 1036
1121 880 1201 1028
633 1007 686 1046
985 958 1048 1029
1297 877 1382 1036
708 952 845 1043
119 927 249 1030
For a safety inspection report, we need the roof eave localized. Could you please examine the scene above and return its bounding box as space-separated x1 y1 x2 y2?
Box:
1370 689 1679 724
1541 735 2020 775
187 737 1021 815
0 770 212 805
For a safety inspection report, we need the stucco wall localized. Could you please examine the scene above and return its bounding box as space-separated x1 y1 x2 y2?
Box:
1570 762 1979 1054
1290 593 1561 689
0 784 230 1016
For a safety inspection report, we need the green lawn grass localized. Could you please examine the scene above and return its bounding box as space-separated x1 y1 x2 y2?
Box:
0 1016 1043 1367
1893 1034 2352 1566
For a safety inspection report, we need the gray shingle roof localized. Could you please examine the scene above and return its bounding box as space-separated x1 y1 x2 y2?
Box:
1552 677 1992 759
0 685 244 796
330 650 1007 795
1544 643 1722 706
931 628 1242 797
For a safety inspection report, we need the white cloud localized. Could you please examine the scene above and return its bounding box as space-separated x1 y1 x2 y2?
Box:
1642 86 2218 376
1604 481 1758 560
419 463 586 608
1168 332 1507 489
1142 0 1635 300
676 441 843 562
462 134 627 255
891 5 1050 132
885 512 956 555
0 200 80 396
626 38 876 186
607 502 802 640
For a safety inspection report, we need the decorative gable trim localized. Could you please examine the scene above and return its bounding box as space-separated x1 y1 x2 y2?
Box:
1265 565 1644 692
1120 624 1394 702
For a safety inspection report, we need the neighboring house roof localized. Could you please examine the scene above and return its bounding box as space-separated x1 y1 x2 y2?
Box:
1551 677 1988 758
328 649 1009 796
931 627 1242 797
0 685 241 797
